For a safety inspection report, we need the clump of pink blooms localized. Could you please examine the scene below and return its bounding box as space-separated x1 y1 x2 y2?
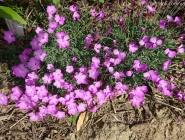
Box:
1 3 185 121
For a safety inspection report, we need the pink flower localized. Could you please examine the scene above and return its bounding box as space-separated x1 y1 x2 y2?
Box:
74 72 88 85
146 5 156 13
69 5 78 12
162 60 171 71
54 14 66 25
84 34 93 48
88 69 100 80
167 15 174 22
35 27 43 34
72 56 78 62
0 93 8 106
54 111 66 119
126 71 133 77
36 85 48 99
11 86 23 101
28 57 41 70
174 16 180 24
159 20 166 29
48 22 58 34
91 8 97 17
129 42 138 53
97 11 105 20
37 32 48 45
73 12 80 20
94 43 102 53
47 5 56 20
52 69 63 80
12 64 29 78
3 30 16 44
66 65 74 73
30 38 42 50
19 54 29 64
177 44 184 54
34 49 47 61
56 34 70 49
47 64 54 70
42 73 53 84
77 103 86 112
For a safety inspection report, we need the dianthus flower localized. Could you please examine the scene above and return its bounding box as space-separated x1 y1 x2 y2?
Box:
37 32 48 45
0 93 8 106
28 57 41 70
73 12 80 20
84 34 93 48
34 49 47 61
162 60 171 71
94 43 102 53
129 42 138 53
96 11 105 20
3 30 16 44
69 5 78 12
42 73 53 84
47 64 54 70
159 20 166 29
19 53 29 64
12 64 29 78
56 33 70 49
47 5 56 20
146 5 156 13
74 72 88 85
66 65 74 73
30 37 42 50
177 44 184 54
54 14 66 25
164 48 176 58
48 22 58 34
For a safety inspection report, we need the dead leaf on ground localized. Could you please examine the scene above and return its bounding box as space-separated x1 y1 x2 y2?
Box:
76 111 86 131
130 123 150 132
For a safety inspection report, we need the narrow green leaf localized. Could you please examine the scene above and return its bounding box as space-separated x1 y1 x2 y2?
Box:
52 0 60 5
99 0 105 3
0 6 27 25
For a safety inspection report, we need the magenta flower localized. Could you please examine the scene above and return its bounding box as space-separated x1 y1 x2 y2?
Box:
36 85 48 99
167 15 174 22
126 71 133 77
77 103 86 112
174 16 180 24
164 48 176 58
34 49 47 61
11 86 23 101
146 5 156 13
12 64 29 78
22 48 32 56
30 38 42 50
74 72 88 85
143 70 160 83
48 22 58 34
97 11 105 20
54 14 66 25
73 12 80 20
177 44 184 54
47 5 56 20
54 111 66 119
84 34 93 48
69 5 78 12
139 35 149 46
0 93 8 106
35 27 43 34
129 42 138 53
91 8 97 17
42 73 53 84
159 20 166 29
19 54 29 64
56 34 70 49
141 26 147 31
94 43 102 53
88 68 100 80
52 69 63 80
133 60 147 72
72 56 78 62
37 32 48 45
142 0 146 5
150 36 162 49
28 57 41 70
47 64 54 70
3 30 16 44
66 65 74 73
162 60 171 71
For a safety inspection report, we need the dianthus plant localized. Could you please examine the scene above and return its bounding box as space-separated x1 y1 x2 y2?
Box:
2 2 185 121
